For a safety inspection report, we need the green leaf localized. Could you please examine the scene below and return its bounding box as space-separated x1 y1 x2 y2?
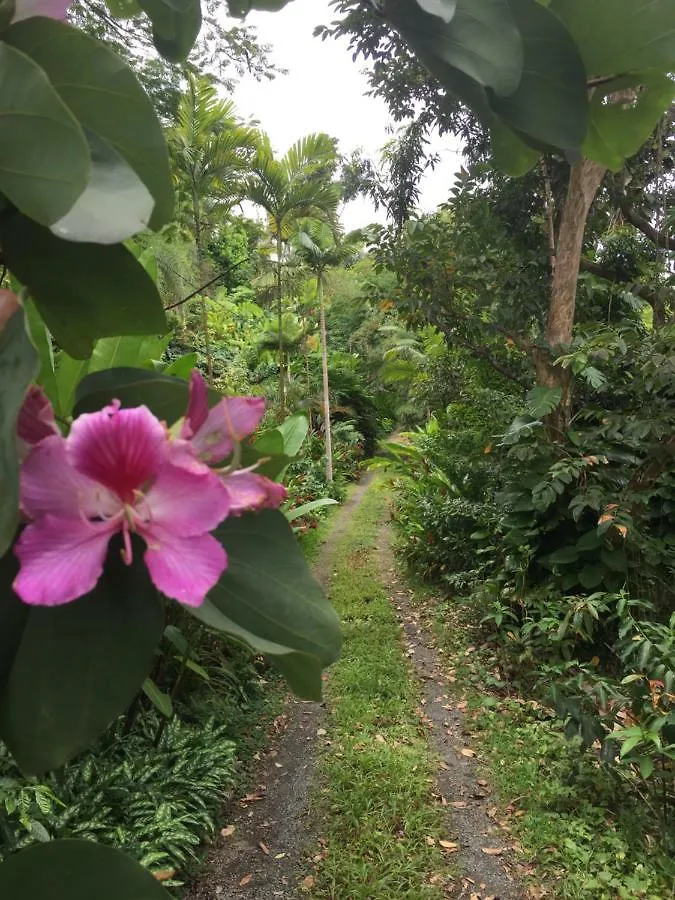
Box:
526 385 562 418
0 536 164 774
583 72 675 171
550 0 675 77
74 367 217 422
49 132 155 244
89 334 170 373
53 352 90 418
163 623 189 655
5 17 173 230
0 42 89 225
579 565 605 589
0 306 38 557
489 118 541 175
162 352 198 378
0 216 167 359
137 0 202 62
385 0 524 96
0 839 169 898
23 300 58 412
285 498 339 522
490 0 588 153
187 510 342 700
548 546 579 565
142 677 173 718
276 412 309 457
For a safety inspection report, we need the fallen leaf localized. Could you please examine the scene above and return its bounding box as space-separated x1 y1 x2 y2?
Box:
275 852 286 859
258 841 270 855
451 801 468 808
460 748 476 758
481 847 504 856
152 869 176 882
300 875 315 892
425 836 436 846
239 873 252 886
220 825 235 838
439 840 459 852
375 733 386 743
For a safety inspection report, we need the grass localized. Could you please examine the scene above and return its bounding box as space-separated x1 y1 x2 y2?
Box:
417 590 675 900
310 476 454 899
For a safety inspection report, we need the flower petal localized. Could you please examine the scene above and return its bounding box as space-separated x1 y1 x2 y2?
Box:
21 434 120 520
68 403 167 502
13 516 116 606
17 385 59 446
180 369 210 439
191 396 266 463
11 0 71 20
143 529 226 607
223 471 288 515
143 462 230 537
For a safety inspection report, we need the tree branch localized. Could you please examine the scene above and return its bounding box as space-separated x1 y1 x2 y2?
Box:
620 198 675 251
165 256 249 310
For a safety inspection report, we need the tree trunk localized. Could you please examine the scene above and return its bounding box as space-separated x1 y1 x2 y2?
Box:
193 192 213 380
318 276 333 482
539 158 606 431
276 229 286 420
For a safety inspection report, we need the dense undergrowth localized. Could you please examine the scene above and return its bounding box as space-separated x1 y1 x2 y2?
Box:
0 629 284 888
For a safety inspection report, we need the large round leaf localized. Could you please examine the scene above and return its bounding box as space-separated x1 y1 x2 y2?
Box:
0 839 168 899
5 17 174 230
0 536 164 774
0 42 89 226
186 510 342 700
489 0 588 153
0 216 167 359
385 0 523 97
0 307 38 557
551 0 675 77
74 367 211 421
137 0 202 62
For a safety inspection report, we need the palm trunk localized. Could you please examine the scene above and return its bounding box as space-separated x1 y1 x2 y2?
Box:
537 158 606 433
193 192 213 380
318 275 333 482
276 229 286 420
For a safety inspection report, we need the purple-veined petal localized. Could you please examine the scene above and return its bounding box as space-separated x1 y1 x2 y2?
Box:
142 462 230 537
11 0 71 20
17 385 59 446
222 470 287 515
143 528 226 607
0 290 19 333
180 369 210 439
13 515 117 606
68 403 167 502
190 396 266 464
21 434 120 520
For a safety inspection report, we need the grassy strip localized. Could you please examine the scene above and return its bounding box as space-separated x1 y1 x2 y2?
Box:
422 592 675 900
311 477 452 899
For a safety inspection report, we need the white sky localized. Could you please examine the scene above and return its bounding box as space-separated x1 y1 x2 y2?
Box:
230 0 462 231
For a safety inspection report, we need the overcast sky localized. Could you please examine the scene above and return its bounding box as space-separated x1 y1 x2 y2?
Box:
231 0 462 231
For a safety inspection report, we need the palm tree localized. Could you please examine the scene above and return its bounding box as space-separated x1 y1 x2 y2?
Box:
245 133 340 418
293 222 362 481
169 75 257 376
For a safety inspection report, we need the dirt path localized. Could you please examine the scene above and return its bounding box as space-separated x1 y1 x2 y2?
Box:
188 476 523 900
186 477 374 900
376 524 522 900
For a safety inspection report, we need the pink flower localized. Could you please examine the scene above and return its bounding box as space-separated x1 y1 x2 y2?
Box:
17 385 60 459
222 470 288 516
11 0 71 22
181 370 266 464
181 370 287 513
14 402 230 608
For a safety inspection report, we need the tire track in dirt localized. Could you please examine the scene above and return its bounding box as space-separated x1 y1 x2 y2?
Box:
376 521 524 900
186 476 374 900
